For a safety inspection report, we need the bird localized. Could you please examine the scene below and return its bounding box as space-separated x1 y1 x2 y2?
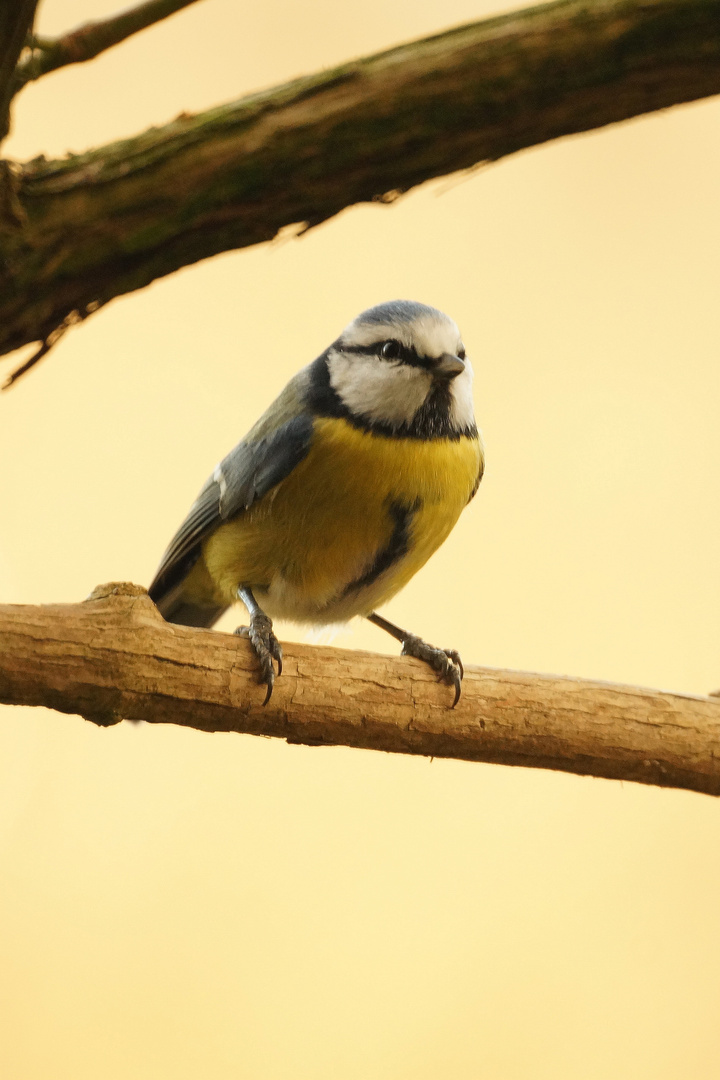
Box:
148 300 484 706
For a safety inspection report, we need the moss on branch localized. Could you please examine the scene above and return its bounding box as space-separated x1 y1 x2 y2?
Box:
2 0 720 367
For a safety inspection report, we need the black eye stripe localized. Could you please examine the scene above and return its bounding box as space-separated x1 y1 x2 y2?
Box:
340 341 434 370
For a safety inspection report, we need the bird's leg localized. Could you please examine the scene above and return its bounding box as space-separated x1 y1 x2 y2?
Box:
235 585 283 705
367 611 464 707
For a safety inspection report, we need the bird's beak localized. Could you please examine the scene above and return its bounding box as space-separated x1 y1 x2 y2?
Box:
433 353 465 379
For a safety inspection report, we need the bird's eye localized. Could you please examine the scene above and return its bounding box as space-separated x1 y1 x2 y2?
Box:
457 345 466 360
380 340 401 360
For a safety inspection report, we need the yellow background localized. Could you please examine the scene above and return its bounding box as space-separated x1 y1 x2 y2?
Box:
2 1 720 1076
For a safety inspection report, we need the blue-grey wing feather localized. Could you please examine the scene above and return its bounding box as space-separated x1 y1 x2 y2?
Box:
148 384 313 612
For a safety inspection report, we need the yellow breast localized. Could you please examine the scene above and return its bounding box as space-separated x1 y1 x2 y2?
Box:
201 416 483 622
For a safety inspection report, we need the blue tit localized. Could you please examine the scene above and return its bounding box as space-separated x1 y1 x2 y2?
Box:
148 300 484 705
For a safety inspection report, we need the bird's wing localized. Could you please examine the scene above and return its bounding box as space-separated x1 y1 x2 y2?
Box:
148 411 314 608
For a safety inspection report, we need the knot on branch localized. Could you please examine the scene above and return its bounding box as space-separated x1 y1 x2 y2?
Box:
85 581 150 602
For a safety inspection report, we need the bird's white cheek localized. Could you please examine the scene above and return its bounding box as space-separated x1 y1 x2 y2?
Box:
329 354 431 427
450 362 475 430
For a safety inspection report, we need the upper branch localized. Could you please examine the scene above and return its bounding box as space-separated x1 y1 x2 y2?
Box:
1 582 720 798
14 0 205 89
2 0 720 367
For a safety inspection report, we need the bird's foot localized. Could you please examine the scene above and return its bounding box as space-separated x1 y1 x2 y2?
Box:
234 614 283 705
400 634 464 707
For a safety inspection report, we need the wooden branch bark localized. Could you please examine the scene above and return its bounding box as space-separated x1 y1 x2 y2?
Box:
0 0 39 142
2 582 719 797
14 0 204 89
2 0 720 372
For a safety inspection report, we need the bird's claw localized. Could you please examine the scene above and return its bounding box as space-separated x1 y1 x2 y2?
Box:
234 614 283 705
401 634 464 707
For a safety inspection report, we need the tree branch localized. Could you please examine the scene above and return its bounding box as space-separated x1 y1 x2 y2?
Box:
2 582 719 797
0 0 39 142
14 0 204 90
2 0 720 374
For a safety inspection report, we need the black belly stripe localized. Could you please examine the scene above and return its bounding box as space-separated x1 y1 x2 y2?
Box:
342 498 421 596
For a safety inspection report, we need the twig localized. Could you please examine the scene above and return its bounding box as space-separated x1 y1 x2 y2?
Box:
1 307 97 390
14 0 204 87
1 338 54 389
1 583 720 797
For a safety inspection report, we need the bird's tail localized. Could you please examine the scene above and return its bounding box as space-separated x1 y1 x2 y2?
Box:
148 580 228 629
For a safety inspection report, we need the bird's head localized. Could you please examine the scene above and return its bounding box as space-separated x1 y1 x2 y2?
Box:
321 300 475 438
